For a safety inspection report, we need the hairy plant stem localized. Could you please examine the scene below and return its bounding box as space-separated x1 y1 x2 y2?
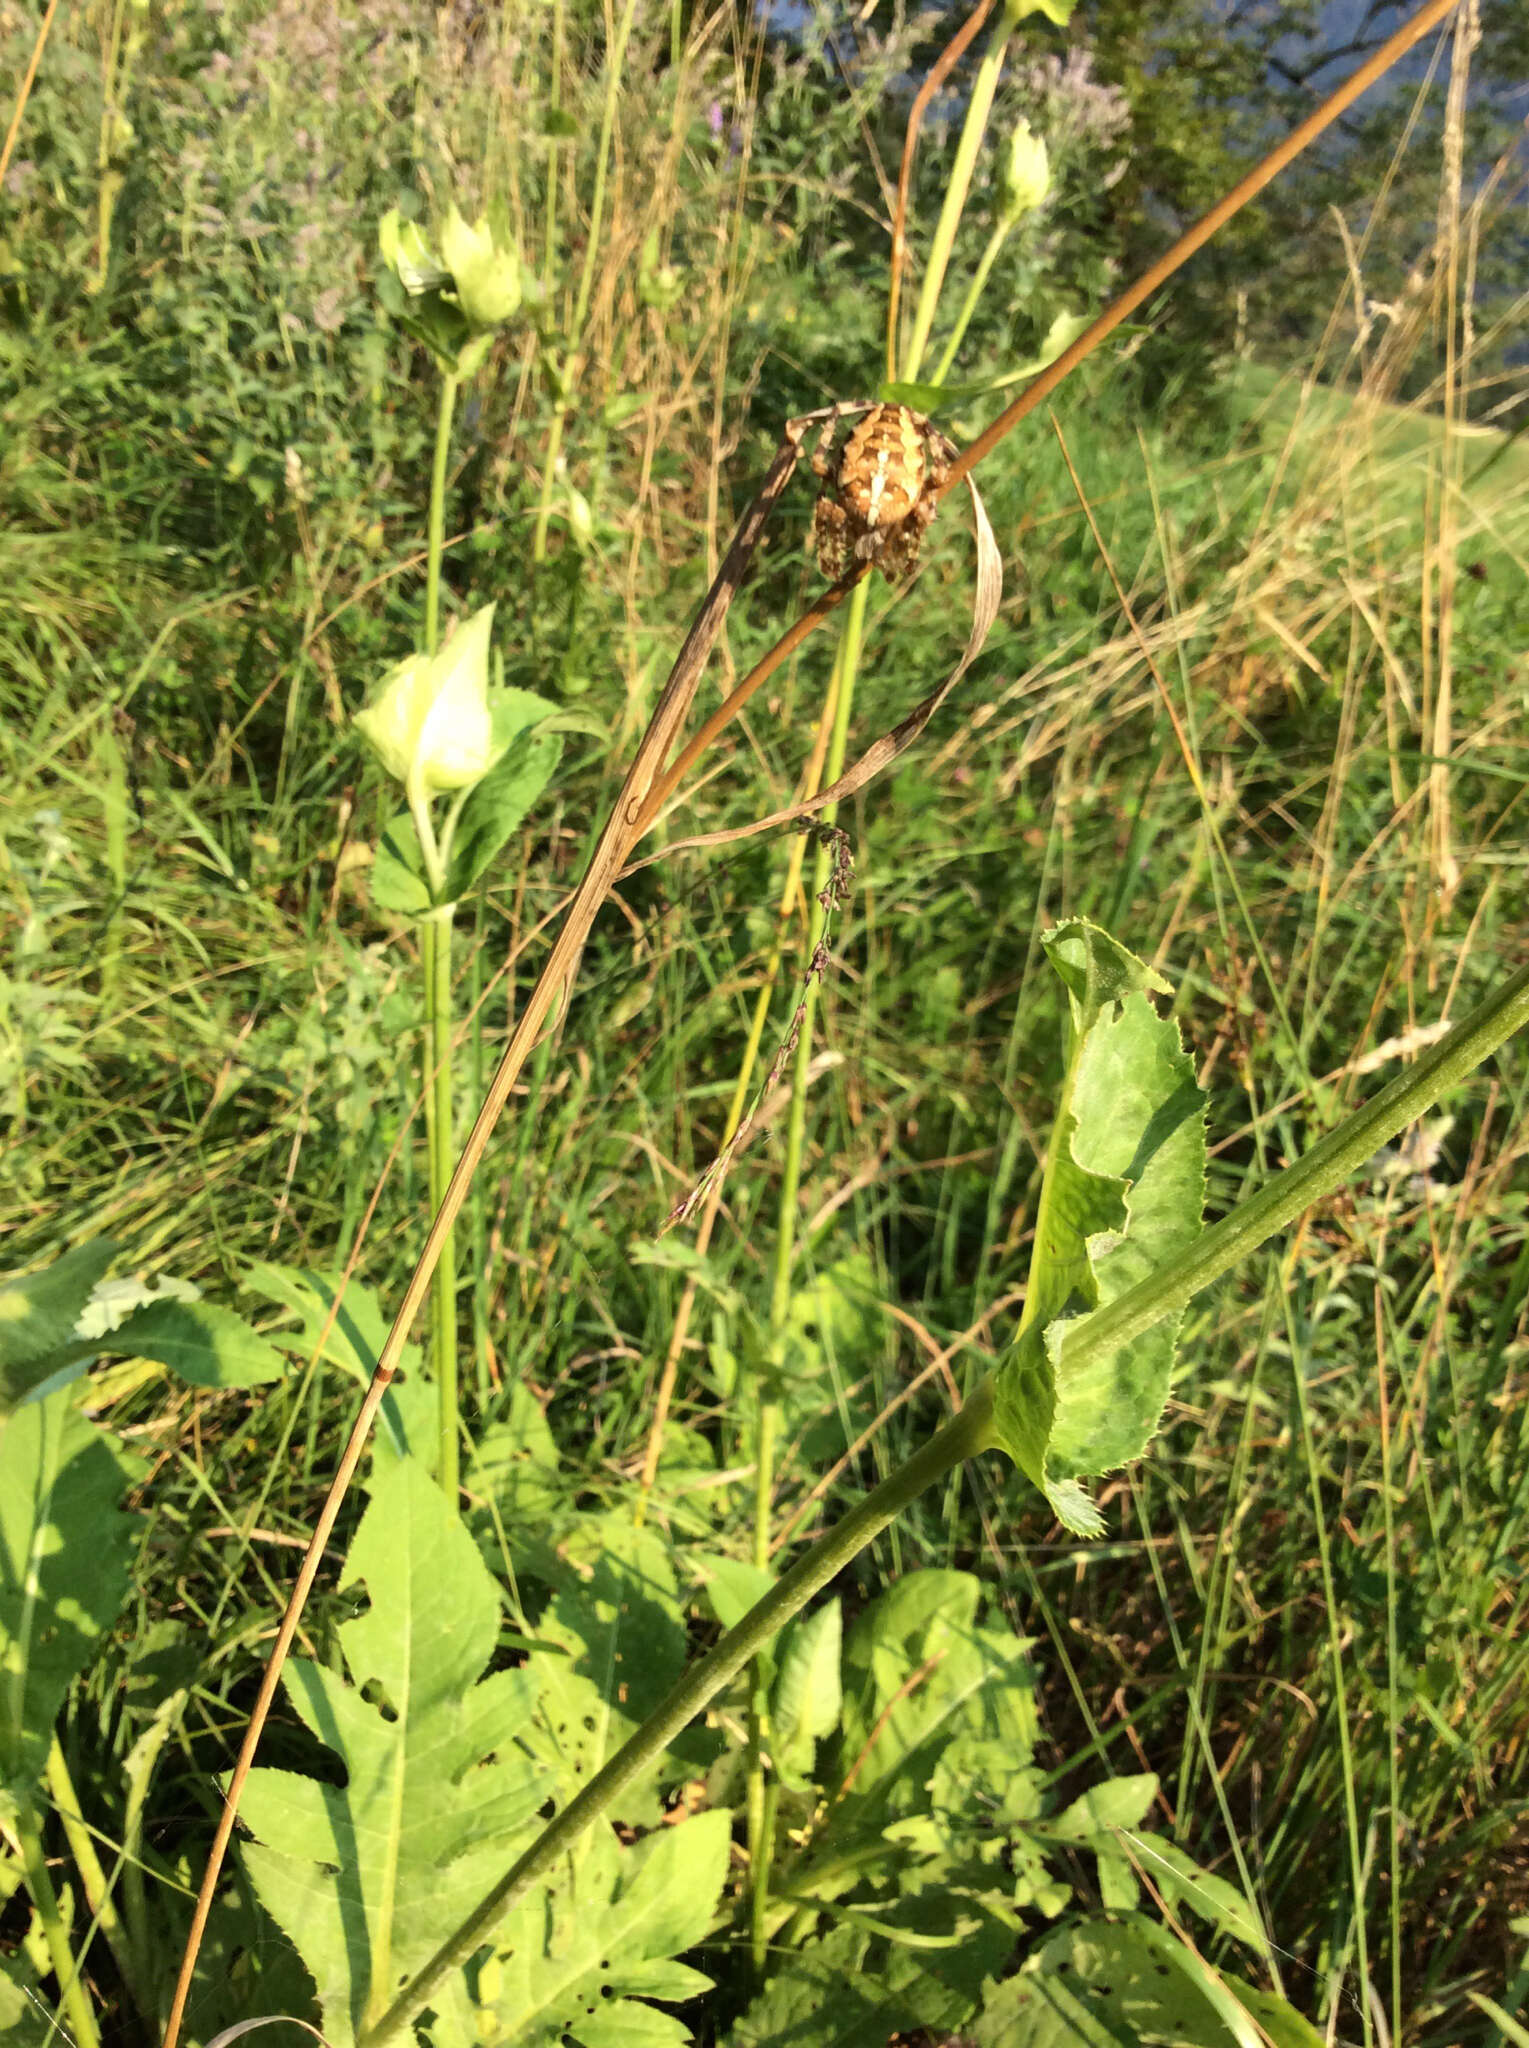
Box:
361 1380 1001 2046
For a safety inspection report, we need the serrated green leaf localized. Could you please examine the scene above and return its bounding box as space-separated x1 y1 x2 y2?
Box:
982 1916 1252 2048
106 1298 288 1388
237 1460 550 2046
0 1390 142 1797
729 1915 985 2048
480 1808 730 2048
1045 917 1172 1033
993 923 1205 1533
0 1240 117 1407
976 1915 1276 2048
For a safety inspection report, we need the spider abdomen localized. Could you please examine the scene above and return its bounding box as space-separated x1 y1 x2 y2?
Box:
838 405 929 528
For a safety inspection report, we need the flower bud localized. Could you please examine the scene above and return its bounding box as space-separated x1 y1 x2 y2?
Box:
440 206 524 330
355 603 500 794
1000 120 1051 224
378 210 450 296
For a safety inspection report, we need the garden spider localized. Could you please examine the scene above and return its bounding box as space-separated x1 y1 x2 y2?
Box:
809 402 956 584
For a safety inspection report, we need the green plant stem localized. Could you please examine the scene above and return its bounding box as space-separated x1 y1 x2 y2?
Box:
902 4 1016 381
1284 1291 1372 2048
359 1378 999 2047
747 578 868 1971
12 1794 103 2048
44 1737 149 2025
425 372 460 657
930 217 1012 387
420 906 460 1508
418 366 462 1497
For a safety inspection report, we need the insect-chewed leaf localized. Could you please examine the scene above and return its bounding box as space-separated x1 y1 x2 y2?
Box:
992 920 1205 1535
519 1511 689 1826
973 1914 1320 2048
236 1459 551 2047
470 1808 731 2048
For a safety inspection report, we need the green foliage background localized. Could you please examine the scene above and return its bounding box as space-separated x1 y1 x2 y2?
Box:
2 0 1528 2042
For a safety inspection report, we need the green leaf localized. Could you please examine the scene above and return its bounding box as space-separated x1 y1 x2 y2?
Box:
477 1808 730 2048
1051 1775 1158 1837
729 1917 985 2048
879 314 1093 414
974 1915 1279 2047
106 1298 289 1388
771 1600 841 1791
447 703 561 899
837 1571 1039 1813
0 1390 142 1801
1049 1775 1159 1913
243 1264 419 1387
237 1459 550 2047
0 1955 52 2045
370 809 431 916
1045 918 1172 1032
1126 1832 1267 1953
242 1264 426 1458
701 1557 776 1634
466 1382 564 1532
522 1514 688 1819
992 920 1205 1533
0 1239 117 1408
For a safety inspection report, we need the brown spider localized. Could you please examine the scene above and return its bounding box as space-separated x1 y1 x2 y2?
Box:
809 402 955 584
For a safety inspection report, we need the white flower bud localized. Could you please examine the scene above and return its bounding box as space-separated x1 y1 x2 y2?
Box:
354 604 501 794
440 206 524 330
1000 121 1051 224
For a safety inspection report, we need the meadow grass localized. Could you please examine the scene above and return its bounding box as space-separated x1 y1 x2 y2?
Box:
2 2 1527 2041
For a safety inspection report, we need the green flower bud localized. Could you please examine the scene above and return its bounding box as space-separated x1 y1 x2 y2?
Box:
378 210 450 296
440 206 524 330
354 603 501 794
1000 121 1051 224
